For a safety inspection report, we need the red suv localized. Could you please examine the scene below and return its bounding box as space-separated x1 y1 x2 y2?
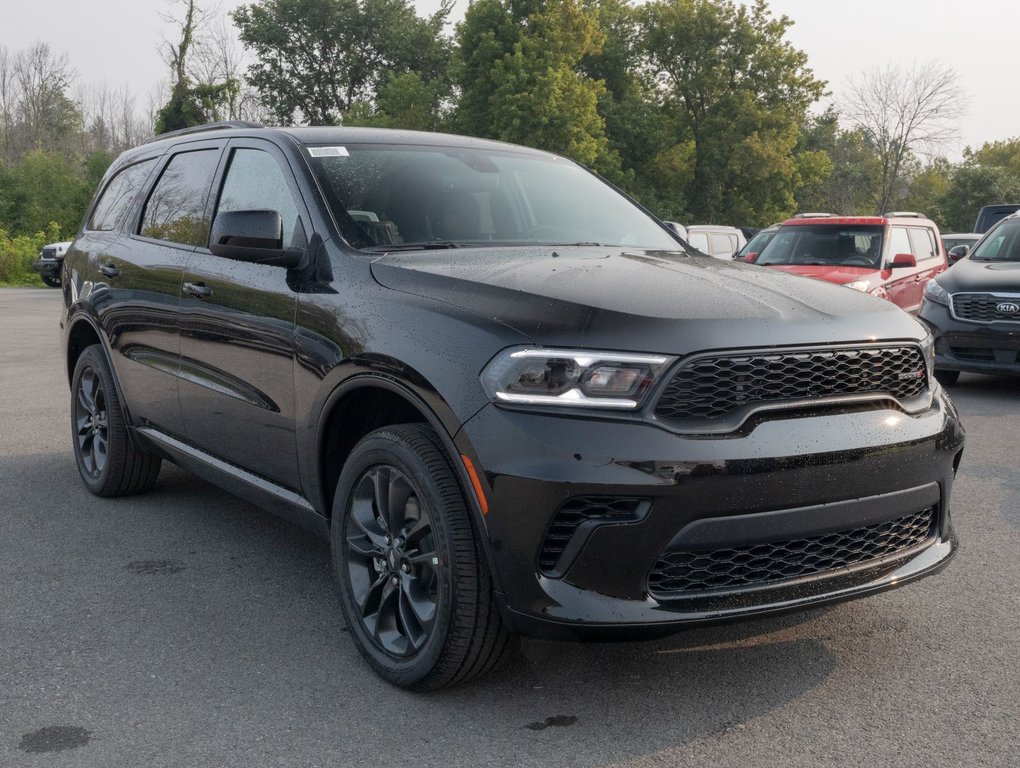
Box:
747 213 947 313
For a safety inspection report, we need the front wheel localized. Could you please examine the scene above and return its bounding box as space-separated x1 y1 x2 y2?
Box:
41 274 61 288
331 423 514 690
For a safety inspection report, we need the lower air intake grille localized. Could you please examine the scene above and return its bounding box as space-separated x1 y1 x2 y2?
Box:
539 497 645 576
647 507 936 600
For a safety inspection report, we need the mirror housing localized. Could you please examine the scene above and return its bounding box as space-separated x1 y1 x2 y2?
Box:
948 244 970 263
663 221 688 240
742 251 759 264
209 210 304 269
890 252 917 269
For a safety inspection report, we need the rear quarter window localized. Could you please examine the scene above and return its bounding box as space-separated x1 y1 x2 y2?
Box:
87 159 156 232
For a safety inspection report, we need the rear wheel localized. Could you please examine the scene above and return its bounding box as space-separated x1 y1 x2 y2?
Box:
331 423 514 690
935 369 960 386
71 345 161 496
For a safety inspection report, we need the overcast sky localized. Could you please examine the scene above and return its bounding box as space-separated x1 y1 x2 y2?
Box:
3 0 1017 156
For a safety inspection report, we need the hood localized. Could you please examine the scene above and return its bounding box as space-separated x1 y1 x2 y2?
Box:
940 258 1020 293
370 246 926 354
763 264 880 286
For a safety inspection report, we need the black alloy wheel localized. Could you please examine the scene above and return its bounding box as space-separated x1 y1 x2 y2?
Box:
70 345 161 496
345 464 440 656
331 423 514 690
74 365 109 479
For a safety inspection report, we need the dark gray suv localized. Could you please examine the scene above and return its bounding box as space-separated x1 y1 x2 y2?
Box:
61 122 964 689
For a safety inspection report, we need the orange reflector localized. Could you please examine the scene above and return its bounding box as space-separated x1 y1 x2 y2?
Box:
460 454 489 516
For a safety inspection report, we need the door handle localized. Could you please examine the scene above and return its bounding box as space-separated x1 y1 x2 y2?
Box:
183 281 212 299
99 263 120 278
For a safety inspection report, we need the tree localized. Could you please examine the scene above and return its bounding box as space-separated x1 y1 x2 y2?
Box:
940 164 1020 233
639 0 825 225
795 107 882 215
155 0 241 134
843 61 966 214
232 0 452 126
454 0 615 171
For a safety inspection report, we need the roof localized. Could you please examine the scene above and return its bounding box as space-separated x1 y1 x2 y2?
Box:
780 215 936 227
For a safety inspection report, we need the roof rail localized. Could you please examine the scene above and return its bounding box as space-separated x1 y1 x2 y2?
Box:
792 212 833 219
144 120 265 144
883 211 923 218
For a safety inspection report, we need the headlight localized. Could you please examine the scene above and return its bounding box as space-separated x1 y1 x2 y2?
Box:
480 347 673 409
923 279 950 306
844 280 870 292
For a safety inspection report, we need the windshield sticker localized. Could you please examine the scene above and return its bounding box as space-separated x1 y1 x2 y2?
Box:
308 146 349 158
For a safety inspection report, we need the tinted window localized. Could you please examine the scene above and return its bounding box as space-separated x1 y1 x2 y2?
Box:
739 229 775 258
87 159 155 231
215 148 301 247
758 225 883 267
306 144 678 251
907 228 937 260
140 150 220 246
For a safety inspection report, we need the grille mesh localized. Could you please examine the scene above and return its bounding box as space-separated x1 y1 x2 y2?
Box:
654 346 927 423
539 497 644 575
952 293 1020 323
647 507 936 600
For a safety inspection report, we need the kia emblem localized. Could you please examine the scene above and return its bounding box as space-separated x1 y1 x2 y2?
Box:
996 301 1020 314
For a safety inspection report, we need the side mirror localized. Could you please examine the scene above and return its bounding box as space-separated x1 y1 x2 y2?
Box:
209 210 304 269
890 253 917 269
742 251 759 263
664 221 688 240
948 245 970 263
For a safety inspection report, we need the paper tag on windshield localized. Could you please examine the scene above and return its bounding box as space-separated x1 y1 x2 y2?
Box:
308 146 349 158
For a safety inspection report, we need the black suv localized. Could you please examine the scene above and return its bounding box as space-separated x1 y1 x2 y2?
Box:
920 212 1020 383
61 123 964 689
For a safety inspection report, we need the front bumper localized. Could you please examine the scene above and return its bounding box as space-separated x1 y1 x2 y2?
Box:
457 391 964 640
32 258 61 277
919 299 1020 377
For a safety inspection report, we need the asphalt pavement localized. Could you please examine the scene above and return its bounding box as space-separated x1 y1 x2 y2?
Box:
2 287 1018 767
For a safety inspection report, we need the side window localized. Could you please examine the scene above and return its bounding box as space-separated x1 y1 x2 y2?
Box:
688 232 708 252
888 227 911 259
87 159 155 232
709 233 732 254
907 228 937 260
214 148 301 247
140 149 220 247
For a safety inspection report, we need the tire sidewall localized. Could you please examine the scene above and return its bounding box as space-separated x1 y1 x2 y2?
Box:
71 346 119 494
330 432 460 685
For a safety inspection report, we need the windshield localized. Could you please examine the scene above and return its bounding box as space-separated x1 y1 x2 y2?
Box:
757 225 883 267
305 143 680 252
738 229 775 258
969 220 1020 261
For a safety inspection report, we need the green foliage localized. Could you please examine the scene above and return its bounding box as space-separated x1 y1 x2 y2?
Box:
233 0 452 126
939 164 1020 233
0 223 62 285
639 0 826 225
454 0 616 174
965 137 1020 177
795 108 882 214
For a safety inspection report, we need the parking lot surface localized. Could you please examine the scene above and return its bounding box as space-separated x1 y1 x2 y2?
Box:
2 288 1018 767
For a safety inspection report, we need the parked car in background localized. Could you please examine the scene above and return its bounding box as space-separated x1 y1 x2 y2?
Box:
941 233 980 260
973 204 1020 234
920 212 1020 384
749 213 947 314
32 241 72 287
736 225 779 262
685 224 746 259
663 221 688 240
61 122 963 689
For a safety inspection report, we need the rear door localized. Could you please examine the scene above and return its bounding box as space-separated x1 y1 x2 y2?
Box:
177 138 308 489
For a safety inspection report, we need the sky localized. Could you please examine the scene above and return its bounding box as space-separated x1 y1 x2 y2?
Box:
2 0 1018 156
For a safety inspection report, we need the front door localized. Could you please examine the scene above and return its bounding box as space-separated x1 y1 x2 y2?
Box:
178 139 308 489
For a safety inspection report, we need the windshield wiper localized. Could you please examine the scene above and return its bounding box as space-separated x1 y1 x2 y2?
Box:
362 240 463 252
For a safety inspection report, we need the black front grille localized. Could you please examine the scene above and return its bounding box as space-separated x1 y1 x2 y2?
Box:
653 345 927 423
40 247 58 260
539 497 645 575
647 507 936 600
952 293 1020 323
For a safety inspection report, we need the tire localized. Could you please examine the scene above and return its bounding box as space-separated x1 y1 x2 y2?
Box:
71 345 161 497
935 369 960 386
41 274 61 288
331 423 515 690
